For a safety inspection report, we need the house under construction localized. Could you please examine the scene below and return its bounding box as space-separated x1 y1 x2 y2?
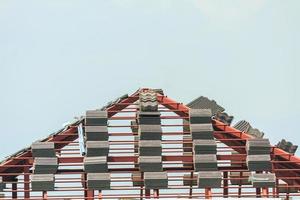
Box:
0 88 299 199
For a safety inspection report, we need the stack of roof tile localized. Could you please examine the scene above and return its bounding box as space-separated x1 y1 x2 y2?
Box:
215 112 234 125
31 174 55 191
139 140 162 156
85 126 108 141
276 139 298 154
234 120 264 138
86 141 109 156
33 157 58 174
189 109 221 188
87 173 111 190
137 91 167 189
144 172 168 189
84 156 108 173
187 96 234 125
138 123 163 172
193 140 217 154
190 109 212 124
138 124 162 140
84 110 110 190
194 154 218 171
138 112 161 125
31 142 56 157
249 173 276 188
247 155 272 171
198 171 222 188
85 110 108 126
139 156 162 172
233 120 250 133
246 138 275 188
31 141 57 191
190 124 214 140
246 139 272 171
187 96 225 115
139 91 158 112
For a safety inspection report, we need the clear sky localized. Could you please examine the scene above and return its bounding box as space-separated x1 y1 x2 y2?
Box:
0 0 299 159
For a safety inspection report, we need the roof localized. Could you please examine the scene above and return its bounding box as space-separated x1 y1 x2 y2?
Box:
0 88 299 199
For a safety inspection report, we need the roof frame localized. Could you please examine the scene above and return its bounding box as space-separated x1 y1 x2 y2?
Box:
0 88 299 189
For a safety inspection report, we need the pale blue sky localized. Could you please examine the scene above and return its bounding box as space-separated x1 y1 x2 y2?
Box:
0 0 299 159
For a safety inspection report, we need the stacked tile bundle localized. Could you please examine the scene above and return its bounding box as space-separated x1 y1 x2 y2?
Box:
246 139 272 171
187 97 225 115
84 110 110 190
144 172 168 189
187 96 234 125
246 138 276 187
137 91 168 189
234 120 264 138
189 109 222 188
249 173 276 188
215 112 234 125
31 141 58 191
276 139 298 154
139 91 159 112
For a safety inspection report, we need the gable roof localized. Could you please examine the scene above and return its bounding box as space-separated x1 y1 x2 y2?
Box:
0 88 299 198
